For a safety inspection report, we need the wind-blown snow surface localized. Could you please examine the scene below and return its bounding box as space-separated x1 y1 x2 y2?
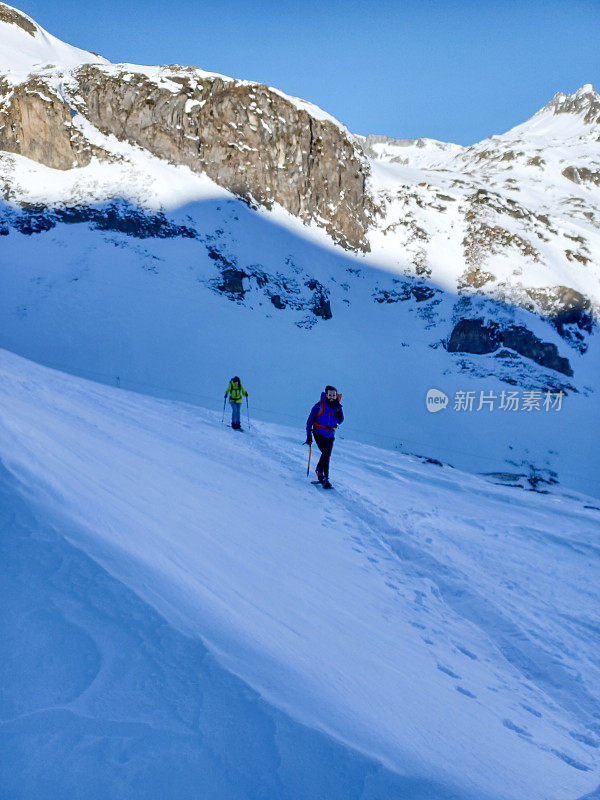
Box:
1 349 599 800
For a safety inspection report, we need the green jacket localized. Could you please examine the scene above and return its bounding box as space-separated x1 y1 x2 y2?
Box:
225 379 247 404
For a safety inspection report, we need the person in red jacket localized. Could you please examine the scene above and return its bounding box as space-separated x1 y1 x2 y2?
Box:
305 385 344 488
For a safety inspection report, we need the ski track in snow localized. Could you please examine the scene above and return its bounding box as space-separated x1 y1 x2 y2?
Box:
261 427 600 729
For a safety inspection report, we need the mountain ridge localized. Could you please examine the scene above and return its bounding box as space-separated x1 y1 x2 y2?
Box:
0 2 598 320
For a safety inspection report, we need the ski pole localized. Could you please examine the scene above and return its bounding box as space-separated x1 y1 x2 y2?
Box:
221 396 226 423
306 444 312 477
246 396 250 428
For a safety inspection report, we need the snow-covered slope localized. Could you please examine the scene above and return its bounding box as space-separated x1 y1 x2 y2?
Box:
0 2 598 500
1 186 598 499
1 348 599 800
1 6 599 799
0 2 107 82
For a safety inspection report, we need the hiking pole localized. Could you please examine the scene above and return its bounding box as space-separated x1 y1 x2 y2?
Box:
306 444 312 477
246 396 250 428
221 396 226 423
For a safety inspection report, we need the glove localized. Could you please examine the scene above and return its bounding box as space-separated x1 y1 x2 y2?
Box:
334 411 342 422
304 437 312 445
224 393 228 399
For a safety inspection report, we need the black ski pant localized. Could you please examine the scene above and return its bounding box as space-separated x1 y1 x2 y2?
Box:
314 431 334 478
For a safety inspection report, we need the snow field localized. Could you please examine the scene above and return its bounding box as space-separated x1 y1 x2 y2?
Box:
1 349 599 799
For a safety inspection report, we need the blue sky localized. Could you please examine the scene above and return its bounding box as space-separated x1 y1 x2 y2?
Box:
16 0 600 145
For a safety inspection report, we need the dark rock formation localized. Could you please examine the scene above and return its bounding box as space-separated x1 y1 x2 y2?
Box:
447 318 573 376
374 282 437 304
551 308 594 353
374 287 410 304
206 246 237 269
311 294 332 319
270 294 286 309
447 319 501 354
501 326 572 376
411 285 436 302
0 201 197 239
303 280 332 318
219 268 246 295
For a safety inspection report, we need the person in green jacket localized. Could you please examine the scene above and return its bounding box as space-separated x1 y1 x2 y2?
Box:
224 376 248 430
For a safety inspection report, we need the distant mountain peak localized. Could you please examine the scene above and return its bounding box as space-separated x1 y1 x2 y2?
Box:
500 83 600 142
574 82 598 97
543 83 600 124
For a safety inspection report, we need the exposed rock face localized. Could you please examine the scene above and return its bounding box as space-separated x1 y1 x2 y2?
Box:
0 76 117 169
304 278 332 319
270 294 286 309
523 285 595 319
0 52 372 251
70 66 372 251
447 319 501 355
199 242 334 321
0 200 197 238
544 85 600 126
311 293 332 320
373 283 437 303
562 166 600 187
447 318 573 376
0 80 95 169
219 268 246 295
361 134 428 157
552 308 595 353
500 326 572 376
461 189 540 283
0 4 36 35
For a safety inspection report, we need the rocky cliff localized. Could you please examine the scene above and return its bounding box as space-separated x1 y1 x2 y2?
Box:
0 3 372 250
74 65 372 250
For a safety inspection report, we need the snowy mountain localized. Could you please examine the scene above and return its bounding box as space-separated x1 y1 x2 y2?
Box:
1 349 599 800
1 4 600 799
1 1 599 314
0 2 598 500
